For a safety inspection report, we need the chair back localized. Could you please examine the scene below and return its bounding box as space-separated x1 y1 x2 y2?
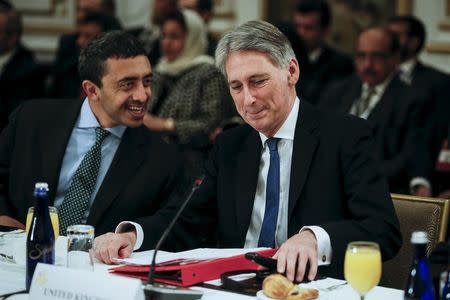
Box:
380 193 449 289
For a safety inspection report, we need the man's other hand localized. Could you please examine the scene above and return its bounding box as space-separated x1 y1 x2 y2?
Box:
273 229 318 282
94 231 137 264
413 185 432 197
0 215 25 229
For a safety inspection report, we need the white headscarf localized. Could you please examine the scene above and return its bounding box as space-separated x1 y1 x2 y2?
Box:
156 9 214 76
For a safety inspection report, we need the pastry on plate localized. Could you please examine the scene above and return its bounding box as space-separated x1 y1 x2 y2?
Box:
262 274 318 300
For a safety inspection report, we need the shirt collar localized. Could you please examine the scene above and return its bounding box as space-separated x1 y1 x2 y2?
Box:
362 74 394 97
308 47 323 63
0 49 15 73
399 58 417 76
78 98 127 138
259 97 300 145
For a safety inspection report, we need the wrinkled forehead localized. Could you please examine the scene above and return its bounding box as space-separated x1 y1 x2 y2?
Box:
358 31 391 53
225 50 280 80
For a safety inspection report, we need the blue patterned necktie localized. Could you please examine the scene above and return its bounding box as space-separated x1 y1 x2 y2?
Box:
59 127 110 235
258 138 280 247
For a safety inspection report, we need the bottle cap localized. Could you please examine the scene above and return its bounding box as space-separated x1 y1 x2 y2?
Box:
411 231 428 244
35 182 49 191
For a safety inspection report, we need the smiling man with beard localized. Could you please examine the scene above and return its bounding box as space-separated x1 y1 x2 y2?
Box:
0 31 187 255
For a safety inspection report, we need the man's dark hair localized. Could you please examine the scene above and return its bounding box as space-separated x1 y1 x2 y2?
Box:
386 28 400 54
197 0 213 13
78 30 147 87
79 11 122 32
388 15 426 54
295 0 331 29
0 6 22 38
160 9 187 32
101 0 116 15
0 0 13 10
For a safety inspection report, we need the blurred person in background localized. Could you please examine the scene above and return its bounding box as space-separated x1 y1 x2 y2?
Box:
47 0 117 99
0 3 44 131
388 15 450 198
47 12 122 99
178 0 217 56
128 0 178 65
292 0 353 104
144 9 235 178
320 27 426 194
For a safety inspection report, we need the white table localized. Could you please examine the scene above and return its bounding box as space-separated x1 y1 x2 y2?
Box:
0 232 404 299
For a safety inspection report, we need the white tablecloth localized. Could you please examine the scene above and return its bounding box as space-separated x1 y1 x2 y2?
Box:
0 231 404 299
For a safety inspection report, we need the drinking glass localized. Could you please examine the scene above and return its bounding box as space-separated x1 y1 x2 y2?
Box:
26 206 60 239
66 224 94 271
344 241 382 300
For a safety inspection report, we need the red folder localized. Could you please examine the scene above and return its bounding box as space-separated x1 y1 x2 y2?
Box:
109 248 277 287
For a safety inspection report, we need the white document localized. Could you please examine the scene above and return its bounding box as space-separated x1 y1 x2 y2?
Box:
113 247 270 266
29 263 144 300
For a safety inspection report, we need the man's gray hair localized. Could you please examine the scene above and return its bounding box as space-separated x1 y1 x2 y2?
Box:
215 20 296 78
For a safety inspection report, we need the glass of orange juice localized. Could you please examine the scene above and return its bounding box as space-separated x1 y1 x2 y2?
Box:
344 241 381 300
25 206 60 239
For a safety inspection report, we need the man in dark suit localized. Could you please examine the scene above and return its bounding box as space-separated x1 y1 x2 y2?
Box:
95 21 401 281
388 15 450 197
0 31 187 257
291 0 354 104
47 12 122 99
0 5 44 130
320 27 425 194
47 0 116 100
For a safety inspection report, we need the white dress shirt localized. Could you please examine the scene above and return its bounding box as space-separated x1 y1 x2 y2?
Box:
398 58 417 84
0 50 14 77
244 98 331 265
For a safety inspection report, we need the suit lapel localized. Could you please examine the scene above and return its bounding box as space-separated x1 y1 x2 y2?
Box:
87 127 145 226
40 100 82 203
366 77 399 124
288 101 319 219
342 77 361 113
235 130 262 239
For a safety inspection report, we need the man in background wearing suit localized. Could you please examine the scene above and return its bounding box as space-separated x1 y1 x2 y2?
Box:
0 31 187 258
95 21 401 282
0 4 44 130
319 27 425 194
47 12 122 99
388 15 450 197
292 0 354 104
47 0 116 99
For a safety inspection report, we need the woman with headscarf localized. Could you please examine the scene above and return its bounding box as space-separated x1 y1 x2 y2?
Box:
144 9 235 177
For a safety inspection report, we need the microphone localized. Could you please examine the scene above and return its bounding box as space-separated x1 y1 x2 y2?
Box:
144 176 205 300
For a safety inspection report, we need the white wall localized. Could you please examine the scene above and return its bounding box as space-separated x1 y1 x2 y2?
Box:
414 0 450 73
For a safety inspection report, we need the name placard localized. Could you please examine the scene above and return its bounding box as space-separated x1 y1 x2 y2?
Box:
30 263 144 300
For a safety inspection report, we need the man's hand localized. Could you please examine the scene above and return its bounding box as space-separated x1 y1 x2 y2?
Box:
0 215 25 229
438 190 450 199
273 230 318 282
94 231 137 264
413 185 432 197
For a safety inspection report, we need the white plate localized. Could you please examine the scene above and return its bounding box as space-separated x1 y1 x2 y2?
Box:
256 290 324 300
256 290 272 300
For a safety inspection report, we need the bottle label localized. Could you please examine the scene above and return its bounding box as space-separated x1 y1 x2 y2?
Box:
28 244 55 262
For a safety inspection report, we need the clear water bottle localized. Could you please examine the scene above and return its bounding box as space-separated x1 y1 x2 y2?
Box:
404 231 435 300
26 182 55 290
